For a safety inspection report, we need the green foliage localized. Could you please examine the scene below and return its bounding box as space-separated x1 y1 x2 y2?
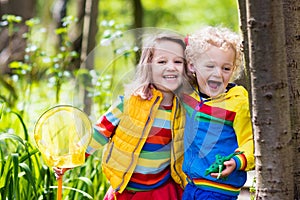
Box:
0 76 18 108
0 115 46 199
1 14 22 37
0 105 109 199
0 15 79 113
0 14 109 199
142 0 239 33
84 20 138 114
0 1 241 198
97 0 239 34
42 15 79 103
249 176 256 200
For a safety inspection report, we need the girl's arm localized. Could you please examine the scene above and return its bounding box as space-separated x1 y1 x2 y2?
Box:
53 96 124 179
85 96 124 156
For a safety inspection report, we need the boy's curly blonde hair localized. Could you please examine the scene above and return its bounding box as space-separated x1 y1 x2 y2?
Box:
185 26 244 82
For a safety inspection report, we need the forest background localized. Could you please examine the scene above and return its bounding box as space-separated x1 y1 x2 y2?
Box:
1 0 299 199
0 0 242 199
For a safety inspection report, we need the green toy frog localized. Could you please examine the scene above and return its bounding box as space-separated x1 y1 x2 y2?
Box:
205 151 244 179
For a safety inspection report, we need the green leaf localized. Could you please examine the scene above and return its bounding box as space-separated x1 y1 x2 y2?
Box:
0 133 25 146
25 18 40 27
19 149 39 163
12 153 19 199
55 27 67 35
0 155 12 189
2 14 22 23
61 15 77 27
9 61 22 69
11 111 29 141
19 162 38 197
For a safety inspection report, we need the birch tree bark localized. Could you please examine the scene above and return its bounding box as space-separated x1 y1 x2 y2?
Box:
246 0 294 199
282 0 300 199
80 0 99 115
237 0 251 92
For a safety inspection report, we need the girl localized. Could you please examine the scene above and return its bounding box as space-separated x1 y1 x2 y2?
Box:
182 26 255 200
56 31 188 200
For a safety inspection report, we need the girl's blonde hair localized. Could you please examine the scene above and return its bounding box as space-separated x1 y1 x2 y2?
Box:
185 26 244 82
124 31 187 97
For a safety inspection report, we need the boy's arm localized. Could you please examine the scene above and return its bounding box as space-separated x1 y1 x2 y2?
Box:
233 100 255 171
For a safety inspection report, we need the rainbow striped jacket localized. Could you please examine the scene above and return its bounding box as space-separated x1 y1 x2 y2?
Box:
182 84 254 197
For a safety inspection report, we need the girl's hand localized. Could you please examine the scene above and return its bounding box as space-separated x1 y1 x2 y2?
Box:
133 84 154 100
210 158 236 179
53 167 71 180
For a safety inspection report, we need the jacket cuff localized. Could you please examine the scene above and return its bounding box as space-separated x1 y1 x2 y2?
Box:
233 153 247 171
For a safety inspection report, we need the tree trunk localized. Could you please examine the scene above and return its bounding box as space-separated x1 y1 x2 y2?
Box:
131 0 144 65
282 0 300 199
237 0 253 119
52 0 68 45
80 0 99 115
0 0 36 20
132 0 143 29
246 0 294 199
71 0 86 69
236 0 251 92
0 0 36 74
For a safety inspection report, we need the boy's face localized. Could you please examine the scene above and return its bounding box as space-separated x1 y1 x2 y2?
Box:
189 45 235 98
151 40 185 93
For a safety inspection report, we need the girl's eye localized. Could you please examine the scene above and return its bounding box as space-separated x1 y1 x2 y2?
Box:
157 60 167 64
206 65 214 68
175 60 183 64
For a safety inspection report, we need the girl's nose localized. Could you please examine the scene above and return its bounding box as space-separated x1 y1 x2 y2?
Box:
166 62 176 70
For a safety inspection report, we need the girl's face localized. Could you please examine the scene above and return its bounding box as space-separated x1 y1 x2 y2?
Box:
189 45 235 98
151 40 185 93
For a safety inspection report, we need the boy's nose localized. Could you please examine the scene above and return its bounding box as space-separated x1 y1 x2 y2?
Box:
212 67 222 76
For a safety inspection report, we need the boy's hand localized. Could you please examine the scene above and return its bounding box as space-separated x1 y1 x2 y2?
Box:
210 158 236 179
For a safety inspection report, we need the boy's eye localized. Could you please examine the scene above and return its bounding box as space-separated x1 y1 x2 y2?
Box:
223 66 233 71
206 65 214 68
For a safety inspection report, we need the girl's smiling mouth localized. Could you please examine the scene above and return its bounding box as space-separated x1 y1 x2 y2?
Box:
163 75 178 80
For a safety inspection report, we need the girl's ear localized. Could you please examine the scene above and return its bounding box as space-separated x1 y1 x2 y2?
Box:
188 62 195 73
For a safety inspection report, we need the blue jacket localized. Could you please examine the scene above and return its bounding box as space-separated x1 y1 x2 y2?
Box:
182 85 254 197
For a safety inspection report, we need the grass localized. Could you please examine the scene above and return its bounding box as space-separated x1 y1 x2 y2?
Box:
0 104 109 199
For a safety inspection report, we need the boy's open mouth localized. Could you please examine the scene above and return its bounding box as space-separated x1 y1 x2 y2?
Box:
208 80 221 89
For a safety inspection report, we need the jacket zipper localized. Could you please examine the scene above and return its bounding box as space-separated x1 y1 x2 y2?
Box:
186 100 204 176
105 140 114 163
171 97 185 187
186 109 197 176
